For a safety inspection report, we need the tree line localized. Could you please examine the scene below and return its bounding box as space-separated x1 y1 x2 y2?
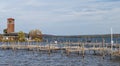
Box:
0 29 42 42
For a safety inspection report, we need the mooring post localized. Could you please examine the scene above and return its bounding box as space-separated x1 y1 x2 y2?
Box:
119 44 120 54
110 43 113 60
78 41 80 56
14 42 16 51
102 39 105 59
93 42 96 55
48 41 51 56
110 54 112 60
37 41 40 51
17 41 19 50
66 40 69 56
27 40 29 50
60 41 62 55
65 40 67 54
82 42 85 58
67 40 70 56
39 41 42 54
12 42 14 51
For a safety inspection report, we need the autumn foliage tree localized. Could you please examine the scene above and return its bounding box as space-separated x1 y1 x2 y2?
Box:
29 29 42 41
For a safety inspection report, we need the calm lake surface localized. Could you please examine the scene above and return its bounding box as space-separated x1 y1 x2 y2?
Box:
0 50 120 66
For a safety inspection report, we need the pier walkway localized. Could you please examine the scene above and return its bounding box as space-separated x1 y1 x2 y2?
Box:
0 42 120 58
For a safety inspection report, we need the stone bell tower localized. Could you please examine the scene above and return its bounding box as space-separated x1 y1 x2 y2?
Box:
7 18 15 33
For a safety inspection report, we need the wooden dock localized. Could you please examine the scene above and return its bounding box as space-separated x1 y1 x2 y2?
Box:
0 42 120 58
0 43 60 51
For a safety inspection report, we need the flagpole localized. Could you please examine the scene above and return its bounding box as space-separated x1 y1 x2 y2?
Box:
111 28 113 51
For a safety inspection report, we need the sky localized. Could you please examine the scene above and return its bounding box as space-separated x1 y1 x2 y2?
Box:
0 0 120 35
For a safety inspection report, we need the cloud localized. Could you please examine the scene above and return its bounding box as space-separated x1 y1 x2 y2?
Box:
96 0 120 2
0 0 120 35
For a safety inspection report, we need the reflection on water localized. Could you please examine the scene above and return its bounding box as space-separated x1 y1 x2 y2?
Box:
0 50 119 66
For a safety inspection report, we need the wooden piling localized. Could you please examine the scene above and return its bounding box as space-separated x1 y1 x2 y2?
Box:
82 42 85 58
93 43 96 55
67 40 70 56
77 41 80 56
37 41 39 51
119 44 120 54
102 39 105 59
12 42 15 51
48 41 51 55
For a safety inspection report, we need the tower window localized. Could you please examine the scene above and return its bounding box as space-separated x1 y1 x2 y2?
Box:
9 21 13 24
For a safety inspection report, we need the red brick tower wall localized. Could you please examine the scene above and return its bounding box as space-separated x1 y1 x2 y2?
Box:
7 18 15 33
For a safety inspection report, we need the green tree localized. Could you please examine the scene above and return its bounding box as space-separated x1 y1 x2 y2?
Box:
3 29 7 34
29 29 42 41
18 31 26 42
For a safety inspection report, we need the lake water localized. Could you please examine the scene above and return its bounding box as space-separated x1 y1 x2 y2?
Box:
0 50 120 66
44 37 120 43
0 37 120 66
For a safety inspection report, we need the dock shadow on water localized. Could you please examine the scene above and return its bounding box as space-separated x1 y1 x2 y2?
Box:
0 50 119 66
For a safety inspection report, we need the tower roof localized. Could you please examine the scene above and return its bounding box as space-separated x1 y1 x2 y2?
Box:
7 18 15 21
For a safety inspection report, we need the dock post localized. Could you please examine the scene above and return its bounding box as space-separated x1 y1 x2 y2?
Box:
3 42 6 50
37 41 39 51
60 41 63 56
82 42 85 58
110 53 112 60
65 40 67 54
78 41 80 56
27 40 30 50
93 43 96 55
28 40 29 50
12 42 15 51
67 50 69 56
119 44 120 54
67 40 70 56
102 39 105 59
48 41 51 56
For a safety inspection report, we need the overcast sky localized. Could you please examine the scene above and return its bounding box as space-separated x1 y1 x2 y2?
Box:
0 0 120 35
